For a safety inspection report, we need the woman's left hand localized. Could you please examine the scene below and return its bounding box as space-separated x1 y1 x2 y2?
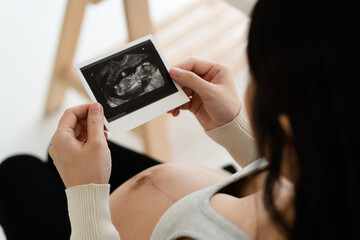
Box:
49 103 111 188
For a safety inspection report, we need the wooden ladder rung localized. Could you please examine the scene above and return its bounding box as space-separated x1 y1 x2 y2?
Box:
203 22 248 61
152 0 211 32
157 2 229 49
88 0 104 4
167 14 245 66
205 38 241 61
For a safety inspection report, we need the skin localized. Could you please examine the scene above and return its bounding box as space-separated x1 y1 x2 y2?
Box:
49 103 111 188
50 58 295 240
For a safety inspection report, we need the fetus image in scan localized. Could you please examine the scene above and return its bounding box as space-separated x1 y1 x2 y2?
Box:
96 54 165 108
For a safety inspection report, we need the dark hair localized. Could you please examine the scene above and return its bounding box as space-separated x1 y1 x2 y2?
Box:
247 0 359 239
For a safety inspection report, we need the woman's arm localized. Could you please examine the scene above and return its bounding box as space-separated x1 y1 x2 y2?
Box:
66 184 120 240
168 58 260 167
49 103 120 239
206 104 261 167
168 58 241 131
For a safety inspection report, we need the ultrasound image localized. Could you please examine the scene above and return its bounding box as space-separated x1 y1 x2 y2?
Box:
80 39 178 122
96 54 165 107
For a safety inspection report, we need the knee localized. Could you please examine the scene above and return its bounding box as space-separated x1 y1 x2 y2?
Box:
0 155 44 182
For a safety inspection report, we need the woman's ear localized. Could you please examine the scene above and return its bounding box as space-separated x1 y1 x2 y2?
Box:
278 114 293 139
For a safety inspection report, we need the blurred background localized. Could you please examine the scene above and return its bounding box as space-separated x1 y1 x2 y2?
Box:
0 0 252 238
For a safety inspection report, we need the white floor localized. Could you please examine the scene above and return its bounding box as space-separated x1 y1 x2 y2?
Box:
0 0 249 238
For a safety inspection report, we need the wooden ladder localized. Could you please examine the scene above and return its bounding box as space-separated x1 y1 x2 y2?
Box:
45 0 248 162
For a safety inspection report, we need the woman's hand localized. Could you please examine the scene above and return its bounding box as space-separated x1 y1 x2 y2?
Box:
49 103 111 188
169 58 241 131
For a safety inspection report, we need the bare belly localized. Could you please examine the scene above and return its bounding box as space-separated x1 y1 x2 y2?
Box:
109 163 225 240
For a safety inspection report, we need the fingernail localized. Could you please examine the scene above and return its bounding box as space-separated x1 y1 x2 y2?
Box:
170 67 182 78
91 103 102 112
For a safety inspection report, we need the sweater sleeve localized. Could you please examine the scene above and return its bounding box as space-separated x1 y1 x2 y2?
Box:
206 105 262 168
65 184 121 240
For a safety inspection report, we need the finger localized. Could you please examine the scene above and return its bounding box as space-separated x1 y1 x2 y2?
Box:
170 67 212 97
103 125 110 139
104 131 110 139
58 104 91 131
167 109 176 114
168 107 180 115
174 58 231 84
78 130 88 142
173 58 217 76
78 119 88 141
172 108 180 117
86 102 106 145
180 101 192 110
183 87 194 97
168 87 192 114
189 93 203 114
74 123 82 138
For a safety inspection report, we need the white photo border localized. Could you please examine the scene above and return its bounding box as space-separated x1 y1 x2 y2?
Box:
74 34 189 133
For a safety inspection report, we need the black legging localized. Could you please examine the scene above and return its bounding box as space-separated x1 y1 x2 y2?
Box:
0 141 160 240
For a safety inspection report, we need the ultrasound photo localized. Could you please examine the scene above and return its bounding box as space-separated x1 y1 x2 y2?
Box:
79 39 178 122
95 53 165 107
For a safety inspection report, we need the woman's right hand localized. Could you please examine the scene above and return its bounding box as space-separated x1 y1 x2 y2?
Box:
169 58 241 131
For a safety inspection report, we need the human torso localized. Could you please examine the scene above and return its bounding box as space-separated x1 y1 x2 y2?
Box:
151 158 279 240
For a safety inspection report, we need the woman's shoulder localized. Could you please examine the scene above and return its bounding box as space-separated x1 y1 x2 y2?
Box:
210 174 294 240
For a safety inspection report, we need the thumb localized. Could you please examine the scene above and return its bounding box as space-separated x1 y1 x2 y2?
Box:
170 67 212 96
87 103 105 144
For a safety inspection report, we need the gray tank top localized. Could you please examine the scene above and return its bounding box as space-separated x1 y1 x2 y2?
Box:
151 158 269 240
